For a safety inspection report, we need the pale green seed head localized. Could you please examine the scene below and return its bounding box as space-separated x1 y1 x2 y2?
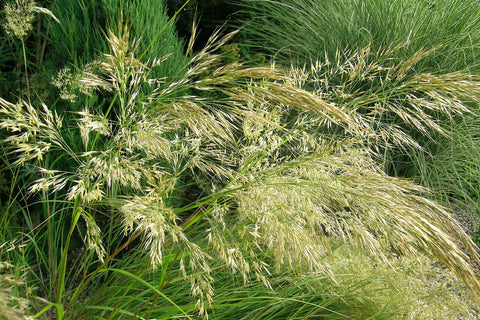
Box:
3 0 35 39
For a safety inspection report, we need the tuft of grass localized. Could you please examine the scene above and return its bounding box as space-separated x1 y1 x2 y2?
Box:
48 0 109 67
235 0 480 72
48 0 185 78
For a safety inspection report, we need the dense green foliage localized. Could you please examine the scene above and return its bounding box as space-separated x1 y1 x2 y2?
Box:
235 0 480 71
236 0 480 211
1 0 480 319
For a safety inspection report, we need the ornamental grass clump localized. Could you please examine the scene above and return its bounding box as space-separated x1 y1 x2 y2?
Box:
235 0 480 211
1 22 480 317
236 0 480 73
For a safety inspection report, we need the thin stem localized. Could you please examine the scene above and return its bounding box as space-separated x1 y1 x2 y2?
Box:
138 0 192 61
55 197 82 319
42 191 57 304
20 37 31 103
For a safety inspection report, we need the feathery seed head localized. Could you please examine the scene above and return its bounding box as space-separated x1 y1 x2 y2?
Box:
3 0 35 38
3 20 480 317
3 0 58 39
81 211 106 263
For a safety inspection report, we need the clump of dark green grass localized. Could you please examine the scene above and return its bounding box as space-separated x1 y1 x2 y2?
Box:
48 0 185 78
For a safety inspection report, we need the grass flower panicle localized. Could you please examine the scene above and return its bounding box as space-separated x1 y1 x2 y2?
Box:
2 13 480 318
285 44 480 152
2 0 36 39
